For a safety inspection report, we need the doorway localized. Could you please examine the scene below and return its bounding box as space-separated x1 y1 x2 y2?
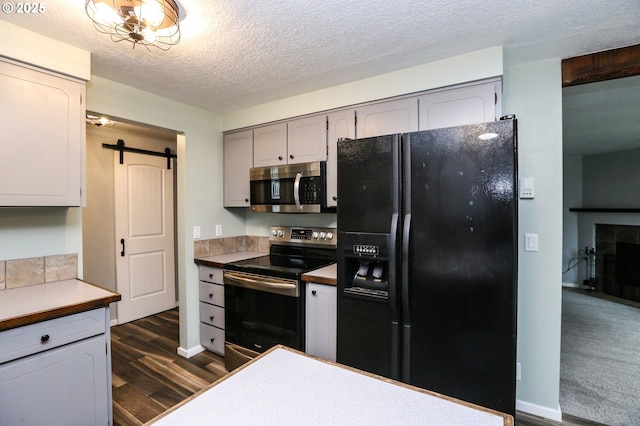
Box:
82 116 179 325
561 50 640 425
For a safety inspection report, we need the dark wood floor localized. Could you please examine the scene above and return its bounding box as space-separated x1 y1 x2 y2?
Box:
110 309 598 426
110 309 227 425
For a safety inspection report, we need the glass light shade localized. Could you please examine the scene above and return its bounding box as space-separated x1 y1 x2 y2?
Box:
85 0 180 51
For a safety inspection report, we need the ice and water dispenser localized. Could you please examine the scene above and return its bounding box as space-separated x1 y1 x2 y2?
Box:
339 232 391 300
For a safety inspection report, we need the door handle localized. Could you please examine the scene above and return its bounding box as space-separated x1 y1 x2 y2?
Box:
120 238 125 257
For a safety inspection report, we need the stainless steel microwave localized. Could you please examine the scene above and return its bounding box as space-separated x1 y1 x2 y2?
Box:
249 161 333 213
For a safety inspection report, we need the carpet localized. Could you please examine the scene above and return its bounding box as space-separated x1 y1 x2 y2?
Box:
560 288 640 425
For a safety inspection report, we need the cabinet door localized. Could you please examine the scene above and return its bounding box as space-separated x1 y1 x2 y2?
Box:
305 283 337 362
0 58 85 206
355 97 418 138
0 335 109 425
253 122 287 167
224 130 253 207
287 114 327 164
327 109 355 207
418 81 500 130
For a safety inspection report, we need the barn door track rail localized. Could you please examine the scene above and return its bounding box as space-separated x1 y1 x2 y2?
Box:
102 139 177 169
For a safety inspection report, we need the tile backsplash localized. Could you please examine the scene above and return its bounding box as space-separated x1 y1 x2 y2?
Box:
0 253 77 290
194 235 270 258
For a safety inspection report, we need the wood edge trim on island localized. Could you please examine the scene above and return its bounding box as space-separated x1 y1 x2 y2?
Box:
145 344 514 426
562 44 640 87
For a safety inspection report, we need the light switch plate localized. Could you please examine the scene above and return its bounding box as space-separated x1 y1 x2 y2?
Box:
525 233 539 251
193 225 201 239
215 224 223 237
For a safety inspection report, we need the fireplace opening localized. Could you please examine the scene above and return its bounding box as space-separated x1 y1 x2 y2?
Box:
597 224 640 303
615 242 640 288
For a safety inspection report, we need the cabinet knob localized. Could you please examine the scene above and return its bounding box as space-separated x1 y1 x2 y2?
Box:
278 155 283 161
245 198 249 203
289 154 294 159
210 316 215 321
210 338 215 343
41 334 50 343
209 293 214 298
209 273 214 279
312 290 317 296
332 196 338 201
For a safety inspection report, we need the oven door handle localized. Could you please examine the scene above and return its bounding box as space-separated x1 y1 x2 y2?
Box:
223 271 299 297
293 172 302 210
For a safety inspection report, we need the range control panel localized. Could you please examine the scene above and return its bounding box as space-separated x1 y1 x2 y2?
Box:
270 226 337 247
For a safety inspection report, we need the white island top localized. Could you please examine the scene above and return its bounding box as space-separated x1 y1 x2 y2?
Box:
150 345 513 426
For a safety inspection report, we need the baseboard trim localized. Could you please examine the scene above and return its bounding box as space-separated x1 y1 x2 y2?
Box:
177 344 205 359
110 319 118 327
516 400 562 422
562 282 579 288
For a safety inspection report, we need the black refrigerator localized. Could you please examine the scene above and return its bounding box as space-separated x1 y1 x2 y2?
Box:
336 118 517 415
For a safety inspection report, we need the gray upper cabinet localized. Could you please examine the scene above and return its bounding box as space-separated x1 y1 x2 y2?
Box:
287 115 327 165
355 97 419 138
252 116 327 168
224 129 253 207
418 81 500 130
0 58 86 206
327 109 355 208
253 122 287 168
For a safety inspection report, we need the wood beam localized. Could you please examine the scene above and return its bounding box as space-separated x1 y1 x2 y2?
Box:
562 44 640 87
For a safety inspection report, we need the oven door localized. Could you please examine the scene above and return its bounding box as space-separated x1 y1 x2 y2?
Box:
223 270 304 353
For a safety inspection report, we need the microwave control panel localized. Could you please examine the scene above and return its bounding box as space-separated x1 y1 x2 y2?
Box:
301 177 322 203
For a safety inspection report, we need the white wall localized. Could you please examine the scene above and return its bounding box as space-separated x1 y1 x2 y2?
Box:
563 155 582 284
504 60 563 421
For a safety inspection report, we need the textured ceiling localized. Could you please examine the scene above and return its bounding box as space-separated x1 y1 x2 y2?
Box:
2 0 640 154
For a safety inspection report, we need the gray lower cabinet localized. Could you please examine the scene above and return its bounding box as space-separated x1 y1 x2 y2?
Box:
305 283 337 362
0 308 112 425
199 266 225 355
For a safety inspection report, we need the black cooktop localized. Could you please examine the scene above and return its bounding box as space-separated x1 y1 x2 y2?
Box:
225 245 336 280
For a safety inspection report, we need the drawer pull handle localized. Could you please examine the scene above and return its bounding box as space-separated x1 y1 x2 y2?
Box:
41 334 50 343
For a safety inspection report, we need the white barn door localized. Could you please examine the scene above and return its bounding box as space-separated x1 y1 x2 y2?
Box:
114 151 175 324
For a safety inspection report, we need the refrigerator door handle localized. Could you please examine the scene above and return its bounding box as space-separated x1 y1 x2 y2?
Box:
401 212 412 382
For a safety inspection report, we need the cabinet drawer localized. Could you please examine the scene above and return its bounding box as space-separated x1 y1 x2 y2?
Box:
199 266 223 284
199 282 224 307
199 303 225 329
200 323 224 355
0 308 106 364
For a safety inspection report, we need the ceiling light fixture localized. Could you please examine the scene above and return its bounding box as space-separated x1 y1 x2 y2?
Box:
85 0 180 51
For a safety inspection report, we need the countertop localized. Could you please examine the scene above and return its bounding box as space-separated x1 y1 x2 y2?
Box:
301 263 337 286
149 345 513 425
194 251 266 268
0 279 121 332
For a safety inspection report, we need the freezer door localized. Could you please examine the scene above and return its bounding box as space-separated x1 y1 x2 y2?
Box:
336 135 402 379
402 120 517 415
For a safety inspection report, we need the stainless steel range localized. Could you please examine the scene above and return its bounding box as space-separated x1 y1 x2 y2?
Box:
223 226 336 369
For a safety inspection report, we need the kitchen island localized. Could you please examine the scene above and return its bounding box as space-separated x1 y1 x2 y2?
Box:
149 345 513 425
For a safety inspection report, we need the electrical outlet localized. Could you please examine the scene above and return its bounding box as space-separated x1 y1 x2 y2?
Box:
215 224 223 237
193 225 201 239
516 362 522 381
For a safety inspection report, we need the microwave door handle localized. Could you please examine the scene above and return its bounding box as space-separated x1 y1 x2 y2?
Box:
293 172 302 210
